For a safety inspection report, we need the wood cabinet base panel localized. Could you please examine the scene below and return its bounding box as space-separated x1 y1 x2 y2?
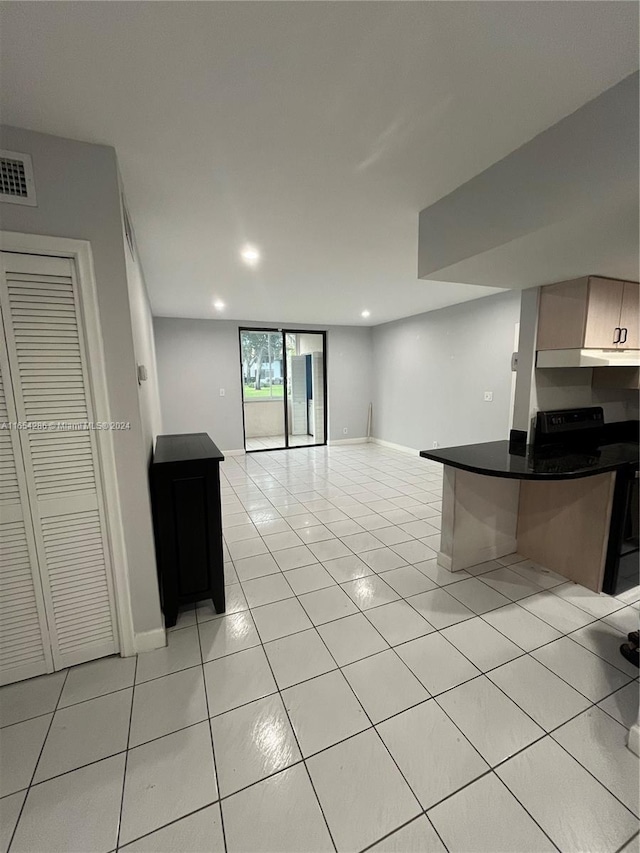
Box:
516 472 615 592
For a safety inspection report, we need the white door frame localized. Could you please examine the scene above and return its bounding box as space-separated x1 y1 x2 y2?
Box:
0 231 135 657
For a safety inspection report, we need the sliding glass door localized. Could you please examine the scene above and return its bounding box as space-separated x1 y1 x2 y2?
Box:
240 328 327 452
286 332 326 447
240 330 286 451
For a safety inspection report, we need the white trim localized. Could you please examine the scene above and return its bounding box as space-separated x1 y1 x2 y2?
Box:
328 437 369 446
0 231 136 657
134 627 166 654
223 448 247 457
370 437 419 455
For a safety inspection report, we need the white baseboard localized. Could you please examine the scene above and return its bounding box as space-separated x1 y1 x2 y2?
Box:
222 448 246 457
628 722 640 757
134 628 167 654
370 437 420 455
328 437 369 446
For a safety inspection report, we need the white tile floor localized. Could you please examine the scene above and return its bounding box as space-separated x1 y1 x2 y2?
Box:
1 444 639 853
245 434 319 451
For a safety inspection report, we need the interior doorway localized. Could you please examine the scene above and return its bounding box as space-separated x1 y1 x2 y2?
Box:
239 328 327 452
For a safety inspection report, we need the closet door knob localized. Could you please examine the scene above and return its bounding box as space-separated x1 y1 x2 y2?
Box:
620 327 628 345
613 327 621 344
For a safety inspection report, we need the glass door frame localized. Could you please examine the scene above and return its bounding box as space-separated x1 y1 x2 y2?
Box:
238 327 328 453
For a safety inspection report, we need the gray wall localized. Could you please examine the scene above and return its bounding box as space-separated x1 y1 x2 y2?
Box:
154 318 373 449
327 326 374 440
535 368 637 424
120 187 163 460
0 125 163 637
371 291 522 450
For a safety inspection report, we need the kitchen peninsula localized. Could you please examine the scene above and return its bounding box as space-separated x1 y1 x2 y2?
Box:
420 412 638 593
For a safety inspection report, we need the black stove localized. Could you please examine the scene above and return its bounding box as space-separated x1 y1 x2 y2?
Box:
532 406 605 452
529 407 604 473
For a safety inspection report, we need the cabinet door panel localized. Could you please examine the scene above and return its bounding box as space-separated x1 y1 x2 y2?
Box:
620 282 639 349
584 278 623 348
536 279 588 350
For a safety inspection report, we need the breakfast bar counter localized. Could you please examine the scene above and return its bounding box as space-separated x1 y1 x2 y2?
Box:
419 439 638 592
419 439 639 481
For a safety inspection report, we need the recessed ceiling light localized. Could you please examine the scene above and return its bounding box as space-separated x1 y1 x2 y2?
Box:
240 244 261 267
213 300 225 311
361 310 370 318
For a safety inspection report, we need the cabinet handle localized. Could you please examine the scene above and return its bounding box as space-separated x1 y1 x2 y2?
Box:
613 327 621 344
620 327 628 345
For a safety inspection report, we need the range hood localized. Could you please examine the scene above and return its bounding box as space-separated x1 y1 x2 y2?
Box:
536 349 640 368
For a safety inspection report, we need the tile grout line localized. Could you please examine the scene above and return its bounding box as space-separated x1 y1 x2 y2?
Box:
228 453 525 851
222 451 640 845
386 601 640 824
172 593 633 764
229 566 340 853
7 668 69 853
224 475 633 664
293 623 431 851
0 682 138 726
14 626 632 815
486 769 563 853
230 529 489 852
195 616 229 853
217 559 632 688
548 730 640 821
358 810 452 853
213 557 634 711
614 831 640 853
114 652 138 851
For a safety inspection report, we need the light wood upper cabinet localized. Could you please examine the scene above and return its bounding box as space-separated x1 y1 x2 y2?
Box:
621 281 639 349
537 276 639 350
583 278 625 348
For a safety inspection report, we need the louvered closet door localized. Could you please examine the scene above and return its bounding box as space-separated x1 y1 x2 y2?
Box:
0 313 53 684
0 251 119 671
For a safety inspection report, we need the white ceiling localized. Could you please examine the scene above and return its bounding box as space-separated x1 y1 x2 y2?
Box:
1 2 638 326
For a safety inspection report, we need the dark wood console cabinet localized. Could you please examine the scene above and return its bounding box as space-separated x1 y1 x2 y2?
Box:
150 433 225 627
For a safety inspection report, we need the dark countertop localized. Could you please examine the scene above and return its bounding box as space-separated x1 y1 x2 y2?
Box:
419 440 639 481
153 433 225 465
